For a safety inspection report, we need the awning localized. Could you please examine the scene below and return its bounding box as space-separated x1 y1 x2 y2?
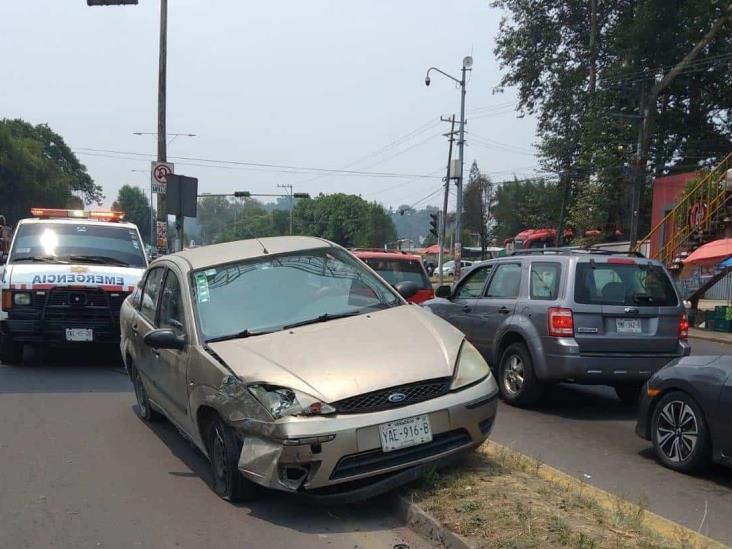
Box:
682 238 732 265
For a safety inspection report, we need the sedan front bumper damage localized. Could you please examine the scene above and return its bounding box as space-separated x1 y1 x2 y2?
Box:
234 376 498 500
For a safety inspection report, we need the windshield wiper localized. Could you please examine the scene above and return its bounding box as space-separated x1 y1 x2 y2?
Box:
633 293 656 305
282 311 362 330
205 328 274 343
12 256 69 264
66 255 132 267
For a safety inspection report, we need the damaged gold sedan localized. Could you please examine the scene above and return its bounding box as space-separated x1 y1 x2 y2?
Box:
120 237 498 502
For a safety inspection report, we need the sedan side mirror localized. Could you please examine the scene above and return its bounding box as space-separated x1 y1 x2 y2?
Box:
394 281 418 300
144 328 186 350
435 285 452 298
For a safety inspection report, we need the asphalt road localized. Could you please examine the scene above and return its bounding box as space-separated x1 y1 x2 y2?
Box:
0 350 426 549
491 337 732 546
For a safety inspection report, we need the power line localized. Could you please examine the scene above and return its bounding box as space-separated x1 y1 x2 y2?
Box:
74 147 442 179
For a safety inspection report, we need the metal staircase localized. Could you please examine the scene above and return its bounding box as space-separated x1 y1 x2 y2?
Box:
635 152 732 265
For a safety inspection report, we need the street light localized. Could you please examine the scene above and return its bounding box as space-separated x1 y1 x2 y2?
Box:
425 56 472 279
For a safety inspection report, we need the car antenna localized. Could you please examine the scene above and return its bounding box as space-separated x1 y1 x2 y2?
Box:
254 237 269 254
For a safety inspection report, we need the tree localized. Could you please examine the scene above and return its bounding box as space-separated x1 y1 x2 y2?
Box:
0 119 102 225
492 0 732 242
293 193 396 248
490 178 563 242
197 196 237 244
112 185 151 243
463 161 493 256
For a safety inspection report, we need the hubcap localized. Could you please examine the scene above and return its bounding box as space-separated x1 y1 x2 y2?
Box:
656 400 699 463
502 354 525 397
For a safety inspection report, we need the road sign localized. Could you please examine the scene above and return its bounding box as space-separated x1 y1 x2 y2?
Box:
151 161 174 194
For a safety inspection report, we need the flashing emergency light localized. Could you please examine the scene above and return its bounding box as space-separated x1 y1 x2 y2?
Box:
30 208 126 221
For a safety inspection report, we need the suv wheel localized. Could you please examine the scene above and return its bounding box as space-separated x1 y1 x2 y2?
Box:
498 342 543 407
651 391 710 473
0 335 23 365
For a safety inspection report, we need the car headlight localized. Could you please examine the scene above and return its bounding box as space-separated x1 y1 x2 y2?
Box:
13 292 31 306
450 340 491 390
248 384 336 419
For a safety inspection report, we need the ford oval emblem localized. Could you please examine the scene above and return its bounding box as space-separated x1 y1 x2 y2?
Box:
388 392 407 403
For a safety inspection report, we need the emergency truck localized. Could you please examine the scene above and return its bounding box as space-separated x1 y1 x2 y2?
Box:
0 208 148 364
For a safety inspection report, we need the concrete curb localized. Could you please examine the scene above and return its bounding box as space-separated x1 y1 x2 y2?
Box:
484 442 728 549
395 493 473 549
690 330 732 346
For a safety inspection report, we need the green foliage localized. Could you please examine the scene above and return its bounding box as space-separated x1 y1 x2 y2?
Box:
112 185 151 243
492 0 732 236
0 118 102 225
293 193 396 248
390 204 440 245
490 178 563 242
463 161 493 250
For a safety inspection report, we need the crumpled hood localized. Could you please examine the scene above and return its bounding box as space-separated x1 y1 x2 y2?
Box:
4 263 145 292
207 305 465 403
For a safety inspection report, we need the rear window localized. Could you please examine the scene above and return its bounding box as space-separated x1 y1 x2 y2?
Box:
574 262 678 306
362 258 430 289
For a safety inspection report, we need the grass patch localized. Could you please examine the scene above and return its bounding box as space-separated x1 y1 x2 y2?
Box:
407 442 718 549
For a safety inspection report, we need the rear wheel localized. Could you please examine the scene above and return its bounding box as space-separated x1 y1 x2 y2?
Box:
498 342 543 407
129 364 163 422
614 383 643 406
0 335 23 365
206 417 259 502
651 391 710 473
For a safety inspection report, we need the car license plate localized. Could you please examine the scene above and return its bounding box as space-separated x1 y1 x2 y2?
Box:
379 415 432 453
65 328 93 342
616 318 641 333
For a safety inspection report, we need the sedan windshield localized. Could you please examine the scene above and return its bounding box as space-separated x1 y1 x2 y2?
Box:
193 247 401 342
10 223 147 268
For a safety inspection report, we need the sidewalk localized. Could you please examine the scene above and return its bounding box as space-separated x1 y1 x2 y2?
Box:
689 327 732 345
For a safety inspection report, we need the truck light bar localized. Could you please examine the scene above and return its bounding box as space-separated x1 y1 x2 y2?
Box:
30 208 126 221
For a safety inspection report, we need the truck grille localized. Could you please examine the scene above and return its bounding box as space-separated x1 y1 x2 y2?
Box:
330 429 471 480
31 288 128 327
332 378 451 414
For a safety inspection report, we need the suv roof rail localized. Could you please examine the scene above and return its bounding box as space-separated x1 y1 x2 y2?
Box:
509 247 645 258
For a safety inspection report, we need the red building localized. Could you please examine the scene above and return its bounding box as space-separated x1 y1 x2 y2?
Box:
649 171 699 257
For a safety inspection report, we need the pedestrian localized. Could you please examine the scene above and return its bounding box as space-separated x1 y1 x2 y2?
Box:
0 215 12 256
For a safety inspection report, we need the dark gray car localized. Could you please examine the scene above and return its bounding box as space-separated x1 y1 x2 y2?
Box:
423 250 691 406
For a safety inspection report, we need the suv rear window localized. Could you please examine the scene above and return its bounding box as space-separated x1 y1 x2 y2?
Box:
574 262 678 306
362 258 431 289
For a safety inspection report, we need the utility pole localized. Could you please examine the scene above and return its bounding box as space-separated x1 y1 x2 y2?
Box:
277 184 294 235
455 62 468 279
156 0 168 251
628 84 647 251
439 115 456 286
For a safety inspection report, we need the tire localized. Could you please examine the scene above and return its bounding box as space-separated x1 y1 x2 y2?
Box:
614 383 643 406
0 335 23 365
206 417 258 502
129 364 163 422
498 342 543 407
651 391 711 473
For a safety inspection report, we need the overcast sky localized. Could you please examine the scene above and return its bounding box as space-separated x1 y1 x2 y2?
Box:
1 0 539 212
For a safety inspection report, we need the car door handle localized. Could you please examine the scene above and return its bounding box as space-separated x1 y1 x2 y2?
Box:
462 305 472 313
498 307 510 314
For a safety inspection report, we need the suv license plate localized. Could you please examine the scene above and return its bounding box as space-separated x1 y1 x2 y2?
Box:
616 319 641 333
66 328 93 342
379 415 432 453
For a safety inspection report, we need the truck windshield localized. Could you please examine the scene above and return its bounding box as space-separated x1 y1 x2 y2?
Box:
9 223 147 268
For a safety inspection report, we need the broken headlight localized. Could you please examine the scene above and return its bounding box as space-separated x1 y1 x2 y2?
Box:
450 340 491 390
248 384 336 419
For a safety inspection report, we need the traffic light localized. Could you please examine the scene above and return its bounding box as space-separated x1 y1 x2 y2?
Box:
293 193 311 199
234 191 251 198
429 213 439 237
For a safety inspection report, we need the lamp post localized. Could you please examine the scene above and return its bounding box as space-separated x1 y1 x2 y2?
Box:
426 56 472 279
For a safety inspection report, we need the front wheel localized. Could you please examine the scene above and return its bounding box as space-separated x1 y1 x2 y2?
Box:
207 417 259 502
498 342 543 407
0 335 23 365
130 364 163 422
651 391 710 473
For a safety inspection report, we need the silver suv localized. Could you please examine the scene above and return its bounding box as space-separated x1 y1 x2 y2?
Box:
424 250 690 406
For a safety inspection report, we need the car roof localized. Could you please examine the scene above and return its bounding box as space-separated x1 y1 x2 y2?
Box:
352 249 422 261
171 236 333 270
18 218 138 230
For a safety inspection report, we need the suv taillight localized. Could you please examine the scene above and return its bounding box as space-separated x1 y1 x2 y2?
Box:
679 313 689 340
548 307 574 337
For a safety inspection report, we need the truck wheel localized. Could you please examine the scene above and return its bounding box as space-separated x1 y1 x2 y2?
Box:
498 342 543 407
207 417 259 502
0 335 23 365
